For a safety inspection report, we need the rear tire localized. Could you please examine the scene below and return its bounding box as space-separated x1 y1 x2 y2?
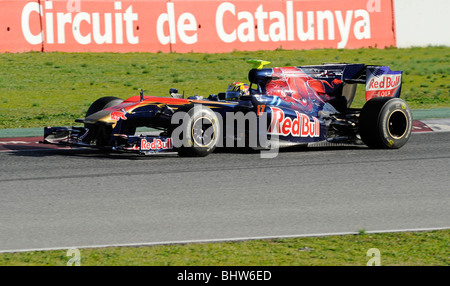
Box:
359 97 412 149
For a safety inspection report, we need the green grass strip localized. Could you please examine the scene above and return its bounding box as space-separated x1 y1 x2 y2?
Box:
1 47 449 129
1 230 448 266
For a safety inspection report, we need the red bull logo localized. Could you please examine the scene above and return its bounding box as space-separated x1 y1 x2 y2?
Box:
366 74 402 100
367 74 401 91
110 109 127 121
269 107 320 137
141 138 173 151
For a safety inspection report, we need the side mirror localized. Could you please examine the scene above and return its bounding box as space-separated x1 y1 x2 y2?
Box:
169 88 184 99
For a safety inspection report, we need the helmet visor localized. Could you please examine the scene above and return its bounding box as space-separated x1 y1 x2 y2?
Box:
225 90 241 100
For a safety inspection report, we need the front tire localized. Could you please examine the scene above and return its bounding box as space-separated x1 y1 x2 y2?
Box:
359 97 412 149
171 105 220 157
85 96 124 118
84 96 124 146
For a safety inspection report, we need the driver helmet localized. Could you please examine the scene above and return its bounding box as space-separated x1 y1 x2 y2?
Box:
225 82 249 101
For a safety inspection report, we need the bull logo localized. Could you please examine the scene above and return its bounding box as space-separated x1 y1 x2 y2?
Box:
110 108 127 121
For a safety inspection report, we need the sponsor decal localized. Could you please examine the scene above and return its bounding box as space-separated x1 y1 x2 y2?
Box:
366 66 402 100
110 109 127 121
140 138 173 151
367 74 401 91
268 107 320 137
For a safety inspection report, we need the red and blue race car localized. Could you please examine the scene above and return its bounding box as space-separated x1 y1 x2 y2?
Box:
42 60 412 157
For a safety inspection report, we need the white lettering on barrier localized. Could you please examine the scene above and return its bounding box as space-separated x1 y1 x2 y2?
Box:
22 2 42 45
21 1 138 45
22 0 374 49
215 1 371 48
156 2 198 45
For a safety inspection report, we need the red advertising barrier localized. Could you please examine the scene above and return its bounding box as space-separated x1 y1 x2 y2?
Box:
0 0 43 52
0 0 396 53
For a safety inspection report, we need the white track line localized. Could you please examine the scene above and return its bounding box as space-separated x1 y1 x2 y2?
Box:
1 226 448 254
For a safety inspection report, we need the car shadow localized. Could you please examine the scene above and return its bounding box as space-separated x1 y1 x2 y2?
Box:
214 144 365 154
5 147 179 160
6 143 366 160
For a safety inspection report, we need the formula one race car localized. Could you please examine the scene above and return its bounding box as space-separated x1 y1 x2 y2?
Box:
42 60 412 157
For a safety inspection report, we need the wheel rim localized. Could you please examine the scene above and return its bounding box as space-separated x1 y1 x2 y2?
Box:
192 116 216 147
387 110 408 139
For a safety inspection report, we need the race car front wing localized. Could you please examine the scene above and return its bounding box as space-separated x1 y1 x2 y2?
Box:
41 126 174 155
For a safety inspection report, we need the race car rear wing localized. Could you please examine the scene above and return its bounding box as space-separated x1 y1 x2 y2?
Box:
364 66 403 100
247 63 403 104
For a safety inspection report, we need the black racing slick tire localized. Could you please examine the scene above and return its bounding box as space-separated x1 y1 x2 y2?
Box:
359 97 413 149
85 96 124 117
84 96 124 146
171 105 220 157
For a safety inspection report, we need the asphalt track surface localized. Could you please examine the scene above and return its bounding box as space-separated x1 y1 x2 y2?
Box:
0 131 449 252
